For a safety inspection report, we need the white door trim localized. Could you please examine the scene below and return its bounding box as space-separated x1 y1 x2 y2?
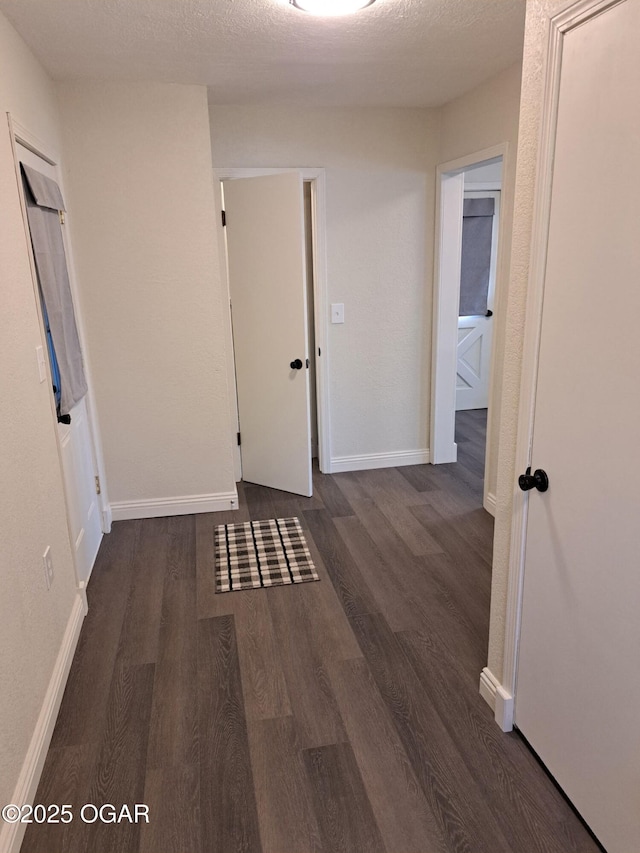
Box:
500 0 625 733
431 144 508 514
214 167 331 474
8 113 109 585
431 169 464 464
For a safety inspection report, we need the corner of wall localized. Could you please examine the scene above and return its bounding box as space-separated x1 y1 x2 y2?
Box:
56 81 237 508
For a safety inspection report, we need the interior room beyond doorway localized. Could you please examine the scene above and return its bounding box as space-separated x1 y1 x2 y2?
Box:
432 149 504 516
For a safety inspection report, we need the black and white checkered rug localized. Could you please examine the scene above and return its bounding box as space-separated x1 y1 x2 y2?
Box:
215 517 319 593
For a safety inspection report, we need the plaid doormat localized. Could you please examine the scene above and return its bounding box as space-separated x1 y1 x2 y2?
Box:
215 517 319 593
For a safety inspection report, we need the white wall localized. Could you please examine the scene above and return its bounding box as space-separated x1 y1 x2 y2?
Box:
57 82 237 514
0 8 81 822
209 105 440 468
438 63 522 502
465 160 503 184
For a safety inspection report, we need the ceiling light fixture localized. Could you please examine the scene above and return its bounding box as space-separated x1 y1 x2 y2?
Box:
290 0 376 16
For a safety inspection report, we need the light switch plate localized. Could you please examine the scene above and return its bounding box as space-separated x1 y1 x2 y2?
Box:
331 303 345 324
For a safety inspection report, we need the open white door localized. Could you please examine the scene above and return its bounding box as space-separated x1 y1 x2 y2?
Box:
224 172 312 497
17 141 102 584
515 2 640 850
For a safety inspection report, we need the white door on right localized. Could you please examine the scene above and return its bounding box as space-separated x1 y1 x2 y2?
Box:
455 191 499 411
515 2 640 851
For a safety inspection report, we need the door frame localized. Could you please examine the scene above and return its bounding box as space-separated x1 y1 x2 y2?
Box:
8 114 111 586
497 0 620 733
214 167 331 476
431 143 507 514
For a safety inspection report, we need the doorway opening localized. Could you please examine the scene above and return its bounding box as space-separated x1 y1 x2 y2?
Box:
431 146 506 515
216 168 330 497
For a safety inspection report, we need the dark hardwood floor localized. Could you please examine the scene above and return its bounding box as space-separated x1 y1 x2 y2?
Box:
21 410 600 853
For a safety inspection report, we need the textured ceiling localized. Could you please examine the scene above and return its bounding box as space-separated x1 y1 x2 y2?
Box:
0 0 526 108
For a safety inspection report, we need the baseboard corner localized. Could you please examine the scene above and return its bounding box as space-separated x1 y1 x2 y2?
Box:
101 501 113 533
479 667 514 732
484 491 497 516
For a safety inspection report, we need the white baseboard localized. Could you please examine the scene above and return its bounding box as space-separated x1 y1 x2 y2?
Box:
329 449 430 474
0 593 86 853
101 501 113 533
110 489 239 521
479 667 514 732
484 491 497 516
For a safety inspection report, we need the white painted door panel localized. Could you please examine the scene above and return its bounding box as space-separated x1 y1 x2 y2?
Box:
17 143 102 585
58 399 102 581
456 316 492 410
515 3 640 851
456 190 498 411
224 172 312 497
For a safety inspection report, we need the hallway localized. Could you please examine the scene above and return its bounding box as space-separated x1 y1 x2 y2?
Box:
22 431 598 852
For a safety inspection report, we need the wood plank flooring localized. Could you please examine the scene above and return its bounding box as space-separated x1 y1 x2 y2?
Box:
21 411 600 853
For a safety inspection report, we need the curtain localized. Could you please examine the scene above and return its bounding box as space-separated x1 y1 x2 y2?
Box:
458 196 495 317
21 163 87 417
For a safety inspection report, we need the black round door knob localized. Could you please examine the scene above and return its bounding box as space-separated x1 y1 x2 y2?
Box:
518 467 549 492
290 359 303 370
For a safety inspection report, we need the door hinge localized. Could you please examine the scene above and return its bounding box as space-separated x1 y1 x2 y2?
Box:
237 432 241 446
59 210 65 225
221 210 226 227
95 475 101 495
